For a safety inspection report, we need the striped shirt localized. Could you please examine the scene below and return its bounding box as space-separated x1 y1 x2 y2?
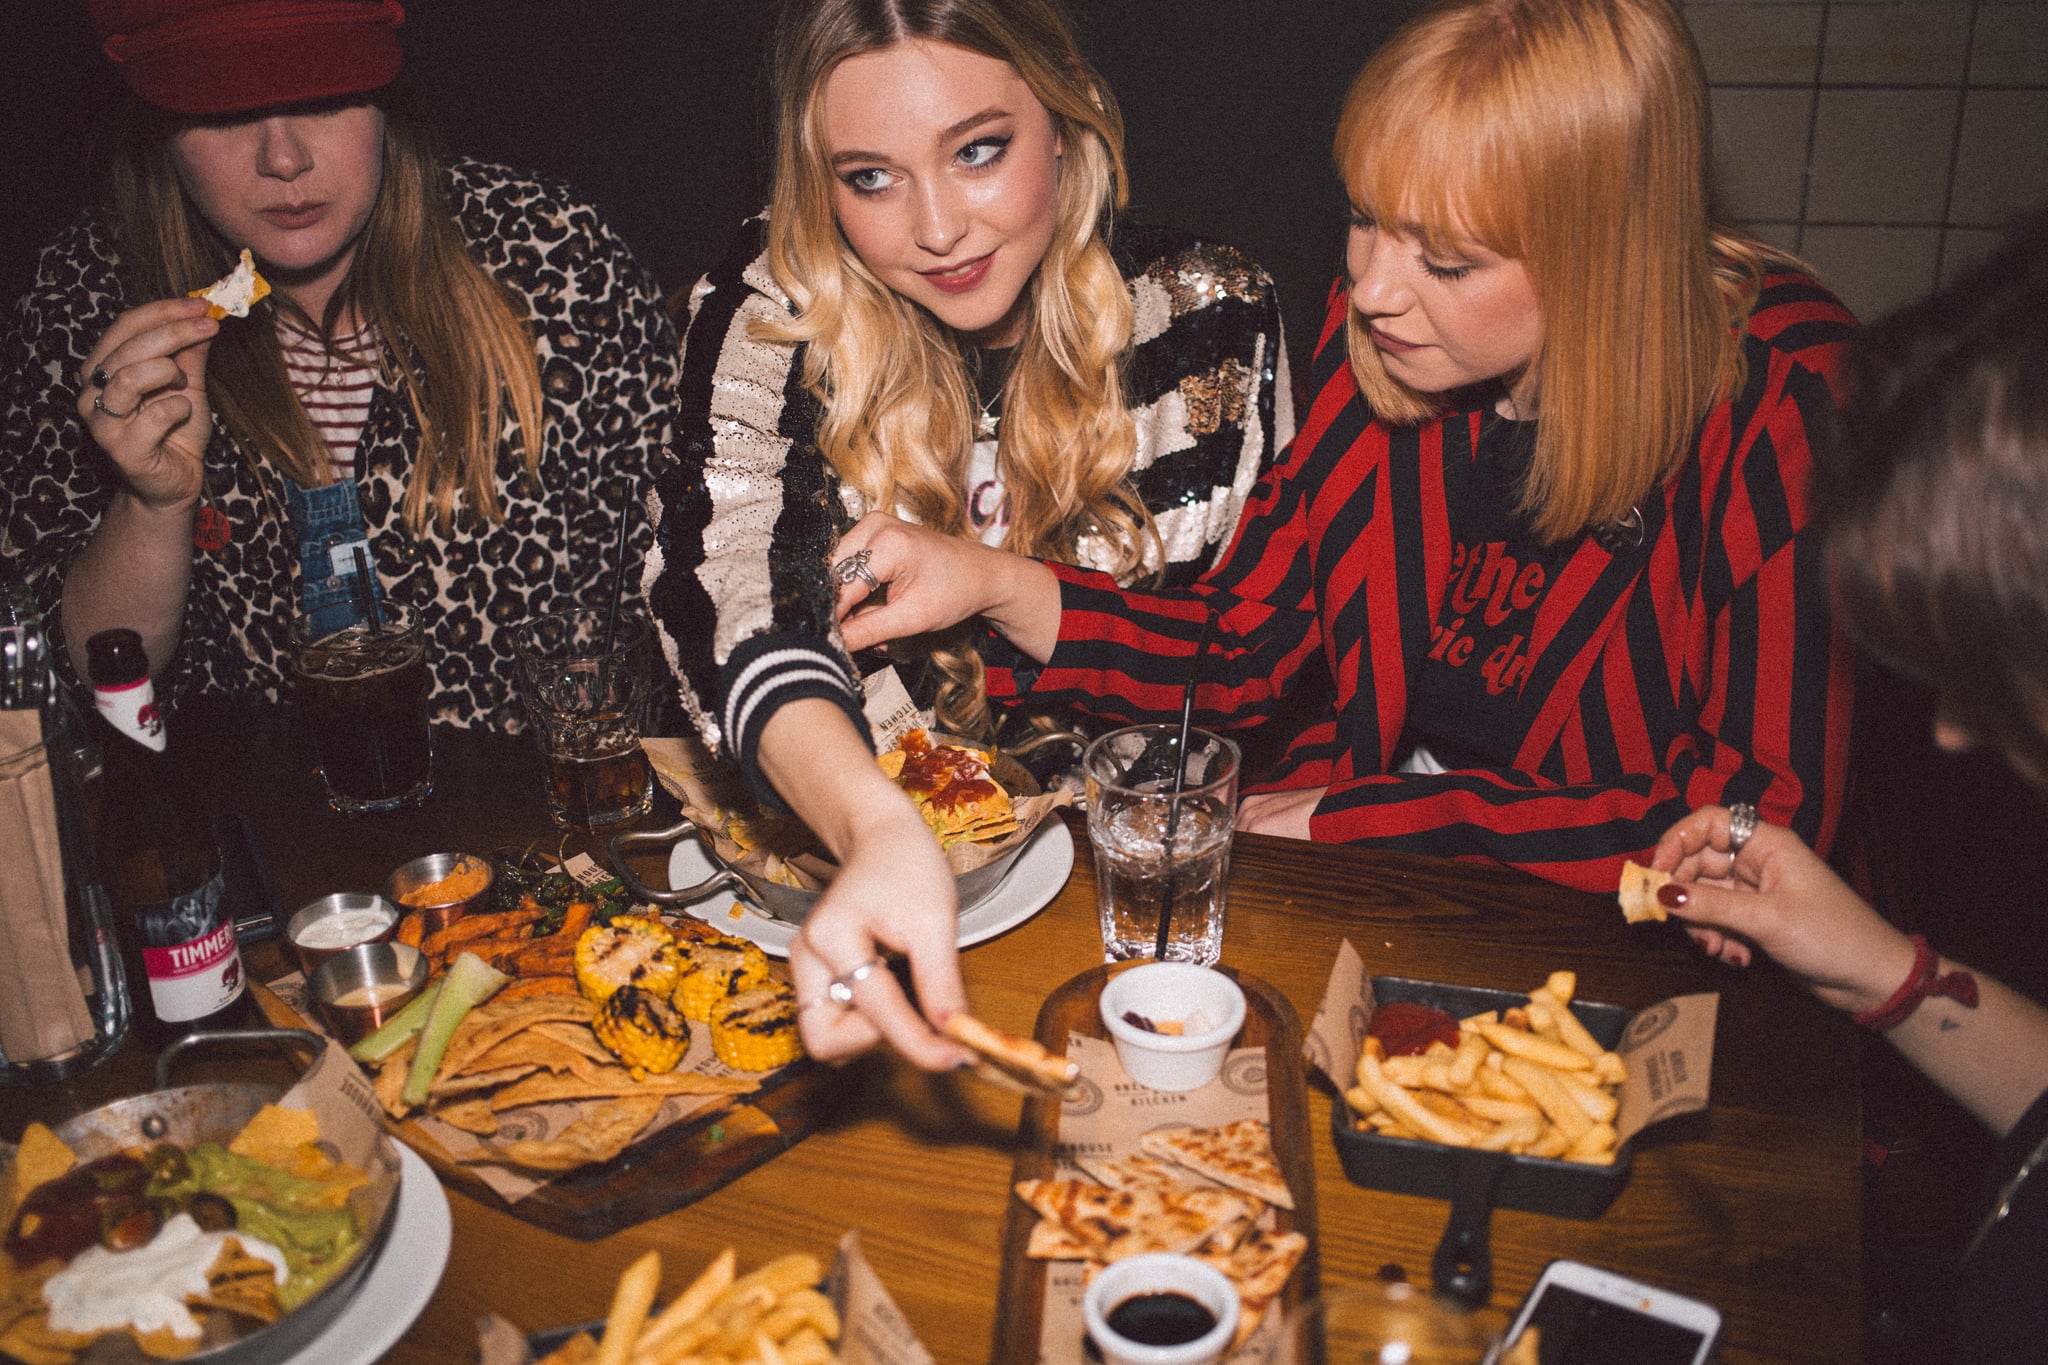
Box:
985 271 1859 893
277 317 380 479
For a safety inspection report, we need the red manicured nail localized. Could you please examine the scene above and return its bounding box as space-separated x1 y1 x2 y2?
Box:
1657 882 1689 909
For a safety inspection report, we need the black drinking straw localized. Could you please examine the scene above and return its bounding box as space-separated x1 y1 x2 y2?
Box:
351 545 384 633
1153 608 1216 960
600 502 633 660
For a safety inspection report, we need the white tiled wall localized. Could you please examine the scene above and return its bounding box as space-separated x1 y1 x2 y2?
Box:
1687 0 2048 322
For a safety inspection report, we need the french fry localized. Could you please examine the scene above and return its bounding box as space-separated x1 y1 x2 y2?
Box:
1357 1048 1483 1146
1529 987 1605 1060
595 1250 662 1365
632 1247 737 1360
1446 1029 1490 1090
1554 1068 1621 1125
1545 971 1577 1004
1501 1056 1595 1145
1566 1122 1619 1164
1477 1020 1593 1073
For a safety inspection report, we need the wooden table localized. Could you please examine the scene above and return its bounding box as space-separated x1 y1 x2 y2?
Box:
7 703 1862 1364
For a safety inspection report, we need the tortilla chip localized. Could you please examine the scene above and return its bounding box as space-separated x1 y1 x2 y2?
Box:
193 1240 283 1324
461 1094 666 1172
11 1125 76 1205
487 1067 756 1111
133 1321 204 1358
430 1098 504 1136
228 1104 321 1167
529 1021 621 1065
429 1063 543 1098
436 997 596 1077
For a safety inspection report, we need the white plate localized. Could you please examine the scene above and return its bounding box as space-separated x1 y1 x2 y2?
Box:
666 818 1075 957
285 1143 451 1365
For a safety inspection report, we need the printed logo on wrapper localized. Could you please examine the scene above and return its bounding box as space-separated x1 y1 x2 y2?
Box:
95 677 165 753
137 880 245 1021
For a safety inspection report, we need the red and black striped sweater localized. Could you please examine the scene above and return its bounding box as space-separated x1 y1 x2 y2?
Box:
987 272 1858 893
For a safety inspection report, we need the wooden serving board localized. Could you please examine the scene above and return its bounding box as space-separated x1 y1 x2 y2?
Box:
252 982 856 1241
990 963 1322 1364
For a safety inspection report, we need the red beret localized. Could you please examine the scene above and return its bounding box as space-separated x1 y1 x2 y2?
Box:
89 0 406 117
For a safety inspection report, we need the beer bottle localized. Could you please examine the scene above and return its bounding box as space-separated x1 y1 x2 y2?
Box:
86 629 247 1042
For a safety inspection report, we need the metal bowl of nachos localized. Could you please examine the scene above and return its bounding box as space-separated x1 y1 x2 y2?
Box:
613 731 1059 926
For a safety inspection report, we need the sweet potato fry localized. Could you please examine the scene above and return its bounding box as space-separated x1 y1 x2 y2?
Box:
421 907 546 960
500 976 580 1000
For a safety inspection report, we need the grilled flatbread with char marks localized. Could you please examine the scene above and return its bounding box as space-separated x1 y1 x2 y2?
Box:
1138 1118 1293 1209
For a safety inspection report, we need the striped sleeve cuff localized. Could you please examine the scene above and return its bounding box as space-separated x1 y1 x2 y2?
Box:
720 632 871 811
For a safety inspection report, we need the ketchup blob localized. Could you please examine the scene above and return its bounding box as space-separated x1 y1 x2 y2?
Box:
1366 1001 1463 1057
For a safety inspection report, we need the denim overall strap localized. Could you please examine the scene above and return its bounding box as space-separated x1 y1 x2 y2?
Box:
282 475 383 638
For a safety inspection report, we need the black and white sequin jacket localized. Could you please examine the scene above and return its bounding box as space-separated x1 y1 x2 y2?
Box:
1 159 680 729
645 216 1292 795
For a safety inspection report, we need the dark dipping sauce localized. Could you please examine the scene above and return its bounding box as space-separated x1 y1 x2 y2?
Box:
1107 1291 1218 1346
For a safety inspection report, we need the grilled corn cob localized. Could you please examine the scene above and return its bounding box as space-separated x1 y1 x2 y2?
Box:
710 983 801 1071
574 916 683 1004
674 934 771 1022
592 985 691 1076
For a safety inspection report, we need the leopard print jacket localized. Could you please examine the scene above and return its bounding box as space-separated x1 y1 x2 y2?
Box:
1 159 679 731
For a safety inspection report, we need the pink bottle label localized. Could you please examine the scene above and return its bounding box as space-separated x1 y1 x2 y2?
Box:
136 878 244 1022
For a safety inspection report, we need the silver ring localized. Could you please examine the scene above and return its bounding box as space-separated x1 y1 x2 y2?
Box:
92 391 137 420
89 365 111 388
825 956 885 1006
833 548 880 592
1726 802 1759 855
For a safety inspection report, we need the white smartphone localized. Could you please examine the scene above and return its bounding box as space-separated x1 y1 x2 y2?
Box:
1497 1259 1722 1365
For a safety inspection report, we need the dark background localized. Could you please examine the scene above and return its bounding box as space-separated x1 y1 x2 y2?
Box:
1 0 1430 376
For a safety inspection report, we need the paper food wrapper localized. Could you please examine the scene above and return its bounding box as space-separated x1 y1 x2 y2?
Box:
1033 1034 1289 1364
643 681 1069 891
477 1229 934 1365
0 708 96 1063
267 858 792 1205
1303 939 1717 1146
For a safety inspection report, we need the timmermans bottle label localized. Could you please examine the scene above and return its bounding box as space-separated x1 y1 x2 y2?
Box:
94 675 166 753
135 874 243 1021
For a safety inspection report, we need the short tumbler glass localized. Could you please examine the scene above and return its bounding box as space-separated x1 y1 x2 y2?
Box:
507 608 655 829
1084 724 1240 966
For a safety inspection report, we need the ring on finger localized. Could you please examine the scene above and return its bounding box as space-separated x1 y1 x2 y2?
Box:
89 365 111 389
825 955 886 1006
833 548 880 592
92 392 137 420
1726 802 1759 855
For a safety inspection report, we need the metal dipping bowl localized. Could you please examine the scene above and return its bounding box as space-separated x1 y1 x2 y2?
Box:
286 892 399 979
310 942 429 1045
383 851 494 932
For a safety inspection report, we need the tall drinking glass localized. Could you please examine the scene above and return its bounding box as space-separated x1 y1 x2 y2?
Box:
508 608 654 829
289 604 434 814
1084 724 1240 966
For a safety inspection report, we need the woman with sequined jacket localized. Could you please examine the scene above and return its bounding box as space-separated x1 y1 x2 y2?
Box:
1649 210 2048 1365
645 0 1289 1068
1 0 677 730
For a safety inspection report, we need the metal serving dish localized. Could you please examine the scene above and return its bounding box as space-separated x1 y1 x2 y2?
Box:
9 1029 404 1363
611 742 1042 926
1330 977 1634 1307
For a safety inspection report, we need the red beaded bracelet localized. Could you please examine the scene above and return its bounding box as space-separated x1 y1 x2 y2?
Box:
1851 934 1980 1031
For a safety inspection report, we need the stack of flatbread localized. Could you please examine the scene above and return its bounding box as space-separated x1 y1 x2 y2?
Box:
879 729 1019 846
1015 1118 1308 1350
364 995 759 1172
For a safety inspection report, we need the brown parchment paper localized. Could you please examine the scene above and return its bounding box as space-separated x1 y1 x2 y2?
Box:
1303 938 1717 1145
0 708 95 1062
476 1229 934 1365
1035 1034 1289 1365
268 856 793 1205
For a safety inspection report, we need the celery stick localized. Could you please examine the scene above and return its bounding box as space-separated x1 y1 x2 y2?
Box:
349 977 443 1064
400 952 511 1109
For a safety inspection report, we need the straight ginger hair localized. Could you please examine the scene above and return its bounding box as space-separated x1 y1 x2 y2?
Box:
763 0 1150 737
104 94 546 536
1334 0 1786 543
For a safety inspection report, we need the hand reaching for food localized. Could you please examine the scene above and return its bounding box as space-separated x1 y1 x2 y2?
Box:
1645 806 1917 1016
832 512 1062 662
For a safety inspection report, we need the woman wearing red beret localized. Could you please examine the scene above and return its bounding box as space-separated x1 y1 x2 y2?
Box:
0 0 679 729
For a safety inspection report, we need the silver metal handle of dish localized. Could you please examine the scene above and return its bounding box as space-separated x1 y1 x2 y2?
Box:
609 818 747 906
156 1027 328 1092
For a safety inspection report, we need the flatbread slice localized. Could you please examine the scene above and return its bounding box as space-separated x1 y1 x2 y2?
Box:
1012 1178 1250 1261
945 1014 1078 1096
188 248 270 319
1618 859 1671 923
1074 1153 1191 1193
1139 1119 1293 1210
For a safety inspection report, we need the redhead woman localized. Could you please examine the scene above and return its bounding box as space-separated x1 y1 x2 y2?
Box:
1649 212 2048 1364
833 0 1858 896
645 0 1289 1063
1 0 678 727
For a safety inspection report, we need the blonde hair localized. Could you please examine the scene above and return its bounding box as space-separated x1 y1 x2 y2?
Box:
1333 0 1788 542
764 0 1149 736
106 95 545 536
